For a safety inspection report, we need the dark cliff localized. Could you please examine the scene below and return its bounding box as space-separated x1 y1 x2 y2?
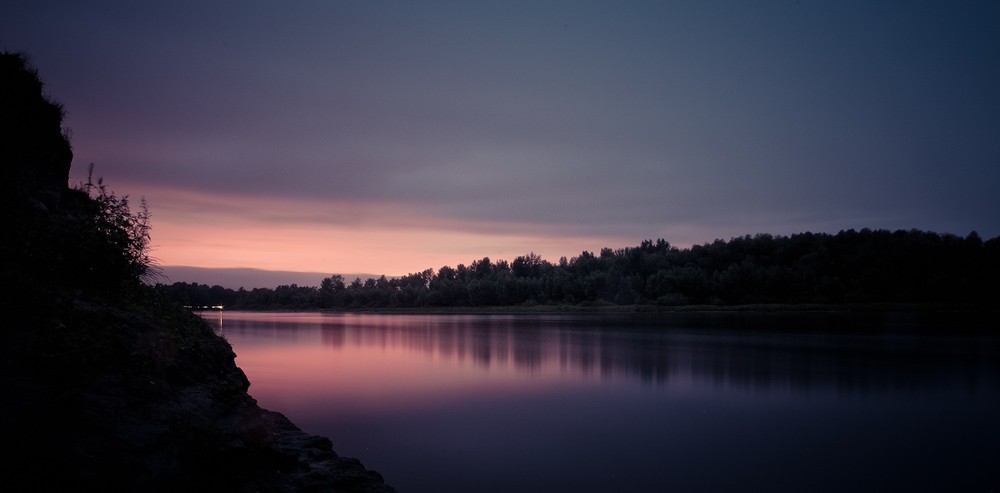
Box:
0 52 394 492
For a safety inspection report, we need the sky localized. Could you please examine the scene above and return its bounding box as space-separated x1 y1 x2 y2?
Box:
5 1 999 288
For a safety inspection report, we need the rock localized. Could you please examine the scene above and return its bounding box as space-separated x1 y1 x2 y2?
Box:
0 50 394 492
2 302 395 492
0 51 73 204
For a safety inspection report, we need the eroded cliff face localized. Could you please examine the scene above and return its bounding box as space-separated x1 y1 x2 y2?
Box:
0 52 393 492
2 52 89 313
0 52 73 207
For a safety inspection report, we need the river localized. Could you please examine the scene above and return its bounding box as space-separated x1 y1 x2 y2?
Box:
202 310 1000 492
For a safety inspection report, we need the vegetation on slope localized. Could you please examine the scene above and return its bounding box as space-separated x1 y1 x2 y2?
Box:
0 51 392 491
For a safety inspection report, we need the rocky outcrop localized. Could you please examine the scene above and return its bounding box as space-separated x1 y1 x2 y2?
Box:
0 52 72 208
4 301 394 492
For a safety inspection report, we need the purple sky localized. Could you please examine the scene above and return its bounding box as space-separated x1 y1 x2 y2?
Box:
5 1 999 288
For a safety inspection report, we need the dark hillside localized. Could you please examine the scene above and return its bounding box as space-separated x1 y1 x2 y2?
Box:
0 51 393 492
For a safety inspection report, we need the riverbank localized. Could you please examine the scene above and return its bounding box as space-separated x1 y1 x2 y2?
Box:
310 302 999 336
1 51 393 491
311 301 999 317
3 299 395 492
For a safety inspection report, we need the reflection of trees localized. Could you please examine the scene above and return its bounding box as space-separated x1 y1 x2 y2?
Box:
217 313 1000 395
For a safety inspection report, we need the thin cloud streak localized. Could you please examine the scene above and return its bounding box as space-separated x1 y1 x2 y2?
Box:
129 185 635 275
149 210 623 277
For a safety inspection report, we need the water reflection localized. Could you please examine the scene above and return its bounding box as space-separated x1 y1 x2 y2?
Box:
208 311 999 396
206 311 1000 493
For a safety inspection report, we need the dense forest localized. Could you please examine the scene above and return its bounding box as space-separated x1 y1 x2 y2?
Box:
156 229 999 310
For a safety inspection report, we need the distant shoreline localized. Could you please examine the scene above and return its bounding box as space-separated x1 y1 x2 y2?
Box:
199 303 999 336
208 302 998 316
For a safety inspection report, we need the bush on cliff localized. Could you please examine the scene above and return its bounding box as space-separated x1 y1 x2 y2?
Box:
0 51 393 492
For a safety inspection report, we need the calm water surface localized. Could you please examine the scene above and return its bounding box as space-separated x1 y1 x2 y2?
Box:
202 311 1000 492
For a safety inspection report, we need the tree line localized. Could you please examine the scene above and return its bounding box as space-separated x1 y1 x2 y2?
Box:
153 229 999 310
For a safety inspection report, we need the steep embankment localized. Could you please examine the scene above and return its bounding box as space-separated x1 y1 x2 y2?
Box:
5 300 394 491
0 51 393 491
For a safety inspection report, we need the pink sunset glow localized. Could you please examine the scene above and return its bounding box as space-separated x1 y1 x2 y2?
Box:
125 182 643 278
9 2 998 288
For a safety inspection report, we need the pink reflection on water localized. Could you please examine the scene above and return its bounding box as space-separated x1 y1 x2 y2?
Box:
199 310 1000 493
219 312 595 417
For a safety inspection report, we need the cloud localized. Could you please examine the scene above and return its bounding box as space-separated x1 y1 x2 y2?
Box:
9 0 1000 284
